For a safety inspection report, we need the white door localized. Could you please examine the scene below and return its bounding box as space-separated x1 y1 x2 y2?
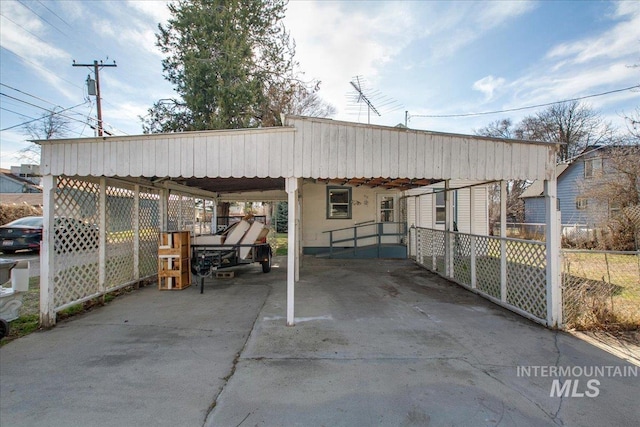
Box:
377 194 399 243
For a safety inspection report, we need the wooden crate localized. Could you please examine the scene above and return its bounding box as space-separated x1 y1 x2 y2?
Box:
158 231 191 290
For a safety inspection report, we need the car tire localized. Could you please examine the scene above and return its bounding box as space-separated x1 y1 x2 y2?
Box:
1 250 16 255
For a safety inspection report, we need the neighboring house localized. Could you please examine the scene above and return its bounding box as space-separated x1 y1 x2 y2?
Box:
521 146 638 228
0 167 42 194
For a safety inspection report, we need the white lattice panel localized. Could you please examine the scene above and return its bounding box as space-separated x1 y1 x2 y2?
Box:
53 178 101 307
52 178 161 312
168 193 196 232
139 191 160 277
432 230 446 273
506 241 547 319
105 184 135 290
474 236 501 298
453 233 472 286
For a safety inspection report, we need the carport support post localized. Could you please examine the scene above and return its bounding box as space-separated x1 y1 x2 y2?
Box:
544 179 562 327
211 199 217 233
469 187 476 289
286 177 298 326
98 178 107 299
500 180 507 302
40 174 56 327
444 180 453 278
159 188 169 231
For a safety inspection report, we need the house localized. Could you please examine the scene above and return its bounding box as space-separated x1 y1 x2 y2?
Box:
521 146 640 230
0 166 42 194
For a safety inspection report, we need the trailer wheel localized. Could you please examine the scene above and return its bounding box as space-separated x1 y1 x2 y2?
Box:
0 319 9 340
261 249 272 273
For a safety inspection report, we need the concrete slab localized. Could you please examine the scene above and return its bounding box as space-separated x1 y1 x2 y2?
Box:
207 257 639 427
1 256 638 427
0 264 275 427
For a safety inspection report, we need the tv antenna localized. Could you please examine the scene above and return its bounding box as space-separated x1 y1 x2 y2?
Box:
347 76 403 124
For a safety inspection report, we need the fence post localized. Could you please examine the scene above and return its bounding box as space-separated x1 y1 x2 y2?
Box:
545 178 562 327
40 175 57 327
470 234 477 289
500 180 507 303
98 178 107 298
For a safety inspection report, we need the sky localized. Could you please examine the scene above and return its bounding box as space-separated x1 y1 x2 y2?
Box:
0 0 639 169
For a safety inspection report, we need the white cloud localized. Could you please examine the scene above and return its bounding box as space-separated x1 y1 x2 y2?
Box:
285 1 417 118
0 2 69 61
419 1 537 60
546 2 640 65
473 76 506 100
126 0 172 26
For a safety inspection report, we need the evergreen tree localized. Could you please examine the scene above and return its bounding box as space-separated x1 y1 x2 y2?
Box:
142 0 331 133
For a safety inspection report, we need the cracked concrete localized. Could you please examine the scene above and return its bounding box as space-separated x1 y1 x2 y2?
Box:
206 257 638 427
1 256 638 426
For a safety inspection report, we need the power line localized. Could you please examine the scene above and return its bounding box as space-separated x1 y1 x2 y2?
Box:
0 107 37 121
36 0 73 29
409 85 640 119
17 0 69 38
0 12 52 46
0 96 91 132
0 83 60 108
2 49 83 90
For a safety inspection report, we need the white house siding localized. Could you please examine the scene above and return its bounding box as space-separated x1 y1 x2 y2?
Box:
405 181 488 235
301 181 400 249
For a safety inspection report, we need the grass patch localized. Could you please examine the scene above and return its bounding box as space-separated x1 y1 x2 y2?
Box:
1 276 151 346
275 233 288 256
563 252 640 332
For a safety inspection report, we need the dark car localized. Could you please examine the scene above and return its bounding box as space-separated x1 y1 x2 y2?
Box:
0 216 43 254
0 216 99 254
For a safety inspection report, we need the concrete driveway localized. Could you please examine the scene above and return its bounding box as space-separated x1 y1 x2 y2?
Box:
1 257 638 426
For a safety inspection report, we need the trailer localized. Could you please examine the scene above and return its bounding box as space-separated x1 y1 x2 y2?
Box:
191 219 272 293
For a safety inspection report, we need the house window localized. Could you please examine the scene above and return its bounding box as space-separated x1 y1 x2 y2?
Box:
576 198 588 210
435 190 457 224
327 187 352 219
584 158 602 179
379 196 394 222
609 201 621 217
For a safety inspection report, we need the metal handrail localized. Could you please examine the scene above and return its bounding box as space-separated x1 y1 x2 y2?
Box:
323 222 406 256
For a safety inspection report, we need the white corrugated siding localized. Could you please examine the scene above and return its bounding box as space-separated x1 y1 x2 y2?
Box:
40 115 555 181
288 116 554 181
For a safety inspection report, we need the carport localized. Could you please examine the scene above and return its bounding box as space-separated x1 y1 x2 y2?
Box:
37 115 559 328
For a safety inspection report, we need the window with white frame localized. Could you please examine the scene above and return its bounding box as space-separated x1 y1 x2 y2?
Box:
435 190 457 224
584 158 603 179
609 200 621 217
576 197 588 210
327 187 352 219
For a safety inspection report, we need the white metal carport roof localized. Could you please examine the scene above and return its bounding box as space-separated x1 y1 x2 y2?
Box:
37 115 560 327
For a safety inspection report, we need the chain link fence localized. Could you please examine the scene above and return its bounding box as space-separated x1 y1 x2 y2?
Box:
562 250 640 330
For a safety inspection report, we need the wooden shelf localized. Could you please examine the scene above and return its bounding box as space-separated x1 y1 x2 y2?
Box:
158 231 191 290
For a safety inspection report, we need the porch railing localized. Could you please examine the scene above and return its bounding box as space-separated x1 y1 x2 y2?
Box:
324 222 406 257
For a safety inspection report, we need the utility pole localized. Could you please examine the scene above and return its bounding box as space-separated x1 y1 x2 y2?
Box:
73 59 117 136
